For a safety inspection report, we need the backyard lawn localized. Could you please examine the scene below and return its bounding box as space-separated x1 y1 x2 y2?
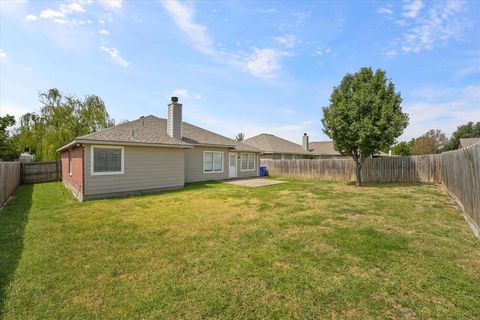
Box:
1 179 479 319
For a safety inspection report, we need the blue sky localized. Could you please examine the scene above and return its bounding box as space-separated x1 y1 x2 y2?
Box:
1 0 479 144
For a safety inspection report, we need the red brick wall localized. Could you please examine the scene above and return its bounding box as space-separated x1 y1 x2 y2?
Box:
61 146 84 201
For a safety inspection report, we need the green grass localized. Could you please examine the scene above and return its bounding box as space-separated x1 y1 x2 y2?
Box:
1 179 479 319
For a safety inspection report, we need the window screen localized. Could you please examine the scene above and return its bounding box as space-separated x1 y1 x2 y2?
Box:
204 152 223 172
241 153 255 170
93 148 122 173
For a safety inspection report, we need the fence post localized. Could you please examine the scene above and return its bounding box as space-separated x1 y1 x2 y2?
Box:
20 163 24 184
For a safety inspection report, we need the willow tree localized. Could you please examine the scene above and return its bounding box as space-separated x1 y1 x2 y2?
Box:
17 88 115 161
322 67 409 186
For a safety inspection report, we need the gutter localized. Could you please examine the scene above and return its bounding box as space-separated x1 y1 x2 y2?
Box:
57 139 194 152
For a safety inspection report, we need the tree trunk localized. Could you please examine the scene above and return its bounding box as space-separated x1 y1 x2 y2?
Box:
355 164 362 186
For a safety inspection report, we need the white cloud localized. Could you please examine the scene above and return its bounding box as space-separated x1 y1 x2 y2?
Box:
99 29 110 36
235 48 290 79
25 14 38 21
385 50 397 57
66 2 85 13
173 88 189 98
161 0 214 55
293 11 311 26
402 0 424 18
100 45 130 67
315 46 331 56
401 85 480 140
187 108 318 144
0 103 34 123
254 8 278 14
456 64 480 79
384 0 472 55
39 8 65 19
171 89 203 100
280 108 295 115
274 34 299 48
98 0 122 10
0 49 6 59
377 7 393 15
28 2 87 24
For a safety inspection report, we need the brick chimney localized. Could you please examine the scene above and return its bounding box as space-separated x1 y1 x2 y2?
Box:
302 133 309 150
167 97 182 139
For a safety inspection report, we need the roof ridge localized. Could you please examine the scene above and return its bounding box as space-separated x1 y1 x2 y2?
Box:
77 115 156 139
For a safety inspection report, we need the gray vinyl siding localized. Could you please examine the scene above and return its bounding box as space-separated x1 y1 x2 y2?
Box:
185 146 229 182
84 145 185 197
237 153 259 178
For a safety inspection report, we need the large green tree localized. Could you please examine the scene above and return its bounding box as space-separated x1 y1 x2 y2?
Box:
444 121 480 150
322 67 409 186
409 129 448 154
411 136 438 155
391 140 413 156
0 115 20 161
17 89 115 161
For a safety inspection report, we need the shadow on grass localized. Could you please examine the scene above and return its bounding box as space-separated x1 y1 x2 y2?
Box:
93 180 225 203
0 184 33 317
184 180 224 190
346 181 429 189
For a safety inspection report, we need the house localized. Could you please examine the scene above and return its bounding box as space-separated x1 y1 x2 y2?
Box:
57 97 261 201
244 133 388 160
243 133 350 160
243 133 316 160
19 152 34 163
458 138 480 149
308 141 350 159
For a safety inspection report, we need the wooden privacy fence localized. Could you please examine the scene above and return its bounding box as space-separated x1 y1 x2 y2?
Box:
0 162 21 207
21 160 61 184
441 143 480 237
262 154 441 183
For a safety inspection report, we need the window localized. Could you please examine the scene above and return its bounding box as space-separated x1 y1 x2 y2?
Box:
241 153 256 171
91 146 124 175
204 151 223 173
68 150 72 175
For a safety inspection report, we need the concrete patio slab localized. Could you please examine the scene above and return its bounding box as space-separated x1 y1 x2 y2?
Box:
224 178 287 188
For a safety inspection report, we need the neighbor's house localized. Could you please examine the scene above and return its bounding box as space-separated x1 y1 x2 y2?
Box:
458 138 480 149
244 133 387 160
243 133 350 160
58 97 261 201
243 133 316 160
308 141 350 159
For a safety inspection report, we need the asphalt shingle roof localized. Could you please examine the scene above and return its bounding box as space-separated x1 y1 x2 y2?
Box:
459 138 480 148
62 115 261 152
243 133 313 155
309 141 341 155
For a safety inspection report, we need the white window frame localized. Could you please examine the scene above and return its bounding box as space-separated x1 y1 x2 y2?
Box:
68 150 72 176
240 153 256 172
91 145 125 176
203 151 224 174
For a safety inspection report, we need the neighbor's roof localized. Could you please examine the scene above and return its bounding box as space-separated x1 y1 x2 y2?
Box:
459 138 480 148
57 115 261 152
309 141 342 156
243 133 313 155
